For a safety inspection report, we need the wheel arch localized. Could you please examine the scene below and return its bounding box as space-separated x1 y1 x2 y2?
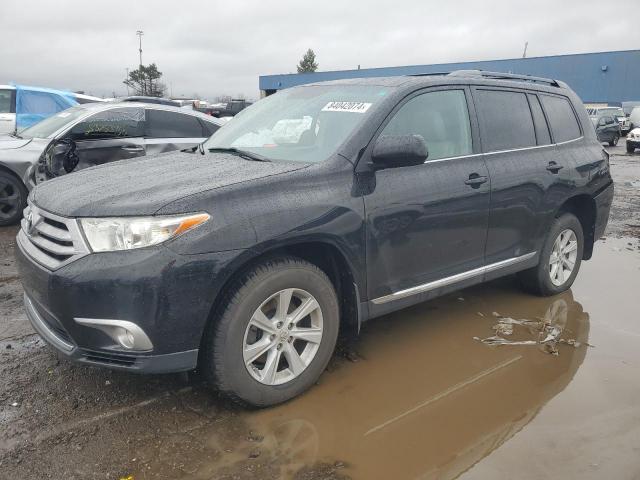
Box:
198 237 363 362
554 194 597 260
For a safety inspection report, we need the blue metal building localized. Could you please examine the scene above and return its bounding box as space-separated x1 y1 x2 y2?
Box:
259 50 640 104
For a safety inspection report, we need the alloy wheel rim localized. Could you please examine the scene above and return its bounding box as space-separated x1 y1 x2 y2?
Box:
0 180 20 220
243 288 323 385
549 228 578 286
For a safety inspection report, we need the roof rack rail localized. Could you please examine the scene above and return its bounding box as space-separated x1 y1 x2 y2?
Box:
408 72 450 77
447 70 561 87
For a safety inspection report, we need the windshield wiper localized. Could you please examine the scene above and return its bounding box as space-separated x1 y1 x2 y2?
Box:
9 132 22 139
208 147 271 162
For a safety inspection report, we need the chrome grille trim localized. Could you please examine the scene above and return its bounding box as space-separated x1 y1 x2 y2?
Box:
18 201 89 271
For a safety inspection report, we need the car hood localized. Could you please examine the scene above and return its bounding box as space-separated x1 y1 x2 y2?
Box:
0 136 33 150
32 151 309 217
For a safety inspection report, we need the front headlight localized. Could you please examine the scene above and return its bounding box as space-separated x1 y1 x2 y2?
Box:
80 213 210 252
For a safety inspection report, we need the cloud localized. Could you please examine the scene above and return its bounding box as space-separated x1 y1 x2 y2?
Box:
0 0 632 100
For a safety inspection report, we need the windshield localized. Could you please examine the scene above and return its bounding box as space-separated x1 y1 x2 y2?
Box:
19 106 88 138
599 108 624 118
204 85 389 163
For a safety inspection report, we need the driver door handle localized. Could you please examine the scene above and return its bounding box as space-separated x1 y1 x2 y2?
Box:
464 173 488 188
546 161 564 173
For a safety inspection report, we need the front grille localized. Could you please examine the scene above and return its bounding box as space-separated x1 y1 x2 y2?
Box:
18 201 89 270
80 349 138 367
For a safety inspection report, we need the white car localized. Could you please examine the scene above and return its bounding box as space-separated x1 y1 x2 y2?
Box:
0 85 103 135
626 127 640 153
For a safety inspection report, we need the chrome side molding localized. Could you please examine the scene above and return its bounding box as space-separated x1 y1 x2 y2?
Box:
371 252 537 305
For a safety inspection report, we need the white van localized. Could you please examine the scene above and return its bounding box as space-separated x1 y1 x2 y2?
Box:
0 85 103 135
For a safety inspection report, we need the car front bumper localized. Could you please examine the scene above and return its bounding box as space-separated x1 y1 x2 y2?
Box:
626 139 640 149
15 238 243 373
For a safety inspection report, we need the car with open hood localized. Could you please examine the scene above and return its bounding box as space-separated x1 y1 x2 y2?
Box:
15 71 613 407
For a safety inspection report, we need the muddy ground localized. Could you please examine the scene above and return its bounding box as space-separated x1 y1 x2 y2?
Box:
1 146 639 480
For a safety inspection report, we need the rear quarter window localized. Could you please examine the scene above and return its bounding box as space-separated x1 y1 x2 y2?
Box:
475 89 536 152
199 118 219 137
540 95 581 143
0 89 15 113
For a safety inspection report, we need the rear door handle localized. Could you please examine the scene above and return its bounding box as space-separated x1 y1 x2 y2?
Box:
121 145 144 152
464 173 488 187
546 161 564 173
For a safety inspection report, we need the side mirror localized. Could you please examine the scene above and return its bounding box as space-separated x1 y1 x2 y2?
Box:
597 118 607 127
371 134 428 169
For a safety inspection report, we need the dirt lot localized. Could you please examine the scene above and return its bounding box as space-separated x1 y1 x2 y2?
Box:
1 147 639 480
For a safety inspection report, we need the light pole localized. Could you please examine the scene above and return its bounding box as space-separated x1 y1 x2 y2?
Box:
136 30 144 66
125 67 129 95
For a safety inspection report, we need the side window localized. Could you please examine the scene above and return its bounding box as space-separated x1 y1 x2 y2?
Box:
475 89 536 151
199 118 219 137
528 94 551 145
69 108 144 140
145 109 204 138
381 89 472 161
539 95 581 143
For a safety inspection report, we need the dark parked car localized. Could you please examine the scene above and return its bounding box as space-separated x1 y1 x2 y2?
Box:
209 99 252 117
0 102 222 225
16 71 613 407
591 114 621 146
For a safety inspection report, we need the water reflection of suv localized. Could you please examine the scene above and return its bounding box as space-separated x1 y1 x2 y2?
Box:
16 71 613 407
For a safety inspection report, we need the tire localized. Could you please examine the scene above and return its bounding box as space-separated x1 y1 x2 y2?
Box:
201 256 339 407
609 134 619 147
627 144 635 154
518 213 584 297
0 170 28 227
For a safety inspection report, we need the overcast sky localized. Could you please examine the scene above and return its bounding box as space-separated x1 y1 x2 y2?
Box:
1 1 636 100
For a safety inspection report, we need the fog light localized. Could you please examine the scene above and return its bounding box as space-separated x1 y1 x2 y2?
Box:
75 318 153 351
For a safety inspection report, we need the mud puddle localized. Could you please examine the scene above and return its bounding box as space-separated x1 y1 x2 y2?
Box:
191 236 639 480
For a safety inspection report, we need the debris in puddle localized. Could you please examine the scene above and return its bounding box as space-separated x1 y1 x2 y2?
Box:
457 297 465 301
474 299 588 355
476 312 484 317
11 402 19 407
248 448 261 459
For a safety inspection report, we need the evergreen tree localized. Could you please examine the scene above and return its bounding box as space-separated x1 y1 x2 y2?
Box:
297 49 319 73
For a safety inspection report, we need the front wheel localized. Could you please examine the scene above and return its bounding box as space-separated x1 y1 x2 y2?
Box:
609 134 619 147
518 213 584 296
201 256 339 407
0 170 28 226
627 144 635 154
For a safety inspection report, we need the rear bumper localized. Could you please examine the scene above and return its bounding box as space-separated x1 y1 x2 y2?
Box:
594 182 614 239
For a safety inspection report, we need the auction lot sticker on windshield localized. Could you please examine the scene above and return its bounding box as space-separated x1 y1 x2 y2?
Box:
322 101 372 113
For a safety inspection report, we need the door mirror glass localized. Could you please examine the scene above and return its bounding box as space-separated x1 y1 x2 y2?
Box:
371 134 428 169
598 117 607 127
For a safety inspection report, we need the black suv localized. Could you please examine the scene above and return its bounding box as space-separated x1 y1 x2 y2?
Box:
16 71 613 407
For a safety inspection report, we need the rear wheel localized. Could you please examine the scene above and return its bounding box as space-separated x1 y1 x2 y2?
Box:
0 170 27 226
201 256 339 407
518 213 584 296
609 134 619 147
